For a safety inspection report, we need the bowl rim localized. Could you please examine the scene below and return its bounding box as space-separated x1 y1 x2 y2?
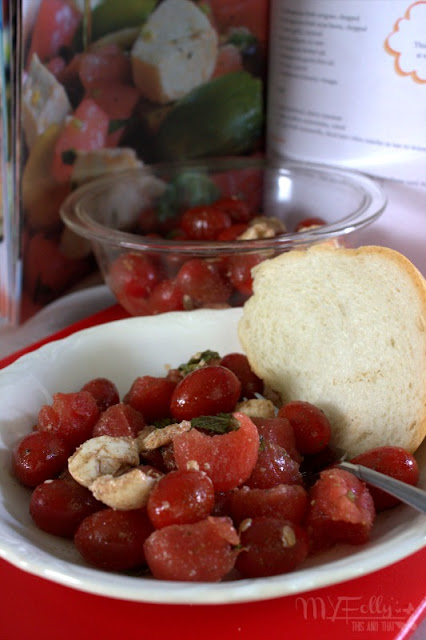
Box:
60 158 388 254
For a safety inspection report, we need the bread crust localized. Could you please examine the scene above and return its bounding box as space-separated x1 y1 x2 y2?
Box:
238 245 426 457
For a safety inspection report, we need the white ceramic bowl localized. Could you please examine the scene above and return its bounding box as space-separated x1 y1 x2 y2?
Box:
0 309 425 604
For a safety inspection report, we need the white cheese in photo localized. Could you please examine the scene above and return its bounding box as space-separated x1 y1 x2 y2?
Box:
131 0 218 104
71 148 144 185
22 54 72 149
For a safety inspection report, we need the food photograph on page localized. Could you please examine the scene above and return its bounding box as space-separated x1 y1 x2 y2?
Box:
10 0 269 322
0 0 426 639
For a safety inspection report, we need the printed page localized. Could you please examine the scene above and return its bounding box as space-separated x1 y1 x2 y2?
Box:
267 0 426 187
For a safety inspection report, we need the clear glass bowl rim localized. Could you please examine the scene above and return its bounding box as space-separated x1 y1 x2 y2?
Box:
60 157 388 255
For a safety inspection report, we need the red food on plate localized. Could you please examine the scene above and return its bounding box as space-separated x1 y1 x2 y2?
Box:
125 375 177 423
30 476 104 537
173 412 259 491
220 352 263 399
144 516 239 582
92 403 146 438
75 508 154 571
37 391 100 450
147 468 215 529
81 377 119 413
252 416 301 463
236 517 310 578
229 484 308 525
278 400 331 454
305 468 376 551
12 431 69 487
350 446 420 511
170 364 241 421
245 440 303 489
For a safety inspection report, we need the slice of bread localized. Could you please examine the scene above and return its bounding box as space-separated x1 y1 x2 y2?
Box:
238 245 426 458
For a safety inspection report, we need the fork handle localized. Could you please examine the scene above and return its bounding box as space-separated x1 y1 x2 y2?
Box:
338 461 426 515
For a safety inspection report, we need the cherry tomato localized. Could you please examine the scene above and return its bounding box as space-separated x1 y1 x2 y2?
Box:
236 517 309 578
278 401 331 454
30 477 104 537
216 223 248 241
170 365 241 421
227 253 263 296
144 516 239 582
306 468 376 551
37 391 100 450
125 376 177 423
148 279 185 314
12 431 69 487
147 468 215 528
81 377 119 413
220 352 263 399
213 197 252 223
229 484 308 525
173 412 259 491
176 259 232 307
252 416 301 463
350 446 420 511
92 403 146 438
180 204 232 240
107 252 160 316
75 508 154 571
245 440 303 489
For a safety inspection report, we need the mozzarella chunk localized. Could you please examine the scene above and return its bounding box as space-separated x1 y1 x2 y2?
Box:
235 398 278 419
22 54 71 149
68 435 139 488
131 0 218 103
238 217 287 240
90 468 157 510
137 420 192 451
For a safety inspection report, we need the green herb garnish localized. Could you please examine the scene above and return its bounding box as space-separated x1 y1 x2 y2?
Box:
179 350 221 375
191 413 240 434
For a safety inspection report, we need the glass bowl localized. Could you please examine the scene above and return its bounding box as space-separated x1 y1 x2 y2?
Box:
60 157 387 316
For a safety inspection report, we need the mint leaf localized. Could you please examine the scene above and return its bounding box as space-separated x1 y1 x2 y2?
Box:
179 350 221 375
191 413 240 434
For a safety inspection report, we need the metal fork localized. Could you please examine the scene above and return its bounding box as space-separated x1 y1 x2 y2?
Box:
338 461 426 515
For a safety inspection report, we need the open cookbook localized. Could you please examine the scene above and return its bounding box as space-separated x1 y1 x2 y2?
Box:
0 0 425 325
